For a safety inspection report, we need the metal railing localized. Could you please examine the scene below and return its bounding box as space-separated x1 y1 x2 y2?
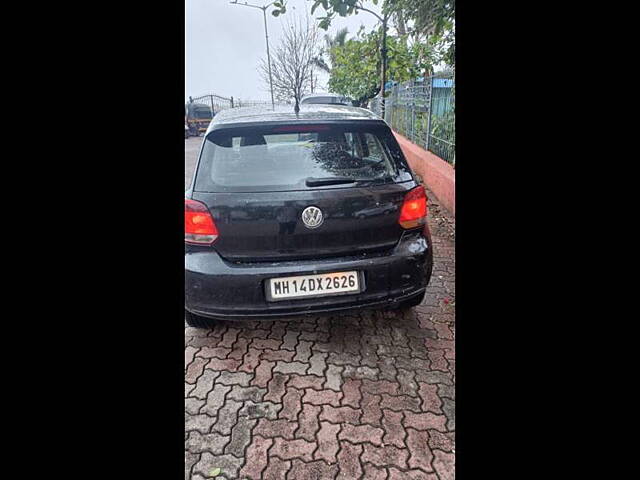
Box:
187 95 291 111
188 94 235 114
370 73 455 166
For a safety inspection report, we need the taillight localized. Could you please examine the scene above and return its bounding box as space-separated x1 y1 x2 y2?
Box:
185 199 218 245
399 186 428 229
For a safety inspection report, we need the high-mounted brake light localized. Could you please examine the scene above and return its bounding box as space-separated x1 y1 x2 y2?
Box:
185 199 218 245
398 186 428 229
272 125 331 132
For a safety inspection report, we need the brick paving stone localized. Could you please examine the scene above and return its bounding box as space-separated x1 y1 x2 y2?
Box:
418 382 443 413
433 449 455 480
218 328 240 349
324 364 344 390
185 451 199 480
293 340 312 363
295 403 321 441
442 397 455 431
225 385 265 403
251 359 275 388
341 378 362 408
389 467 439 479
260 349 295 362
361 443 409 470
186 357 208 384
307 352 328 376
362 463 388 480
407 428 434 472
428 349 449 372
360 393 383 426
192 452 244 479
288 374 324 390
380 393 422 412
185 414 217 434
314 421 341 464
361 379 400 396
339 423 384 446
381 409 406 448
320 405 361 424
197 346 231 359
303 388 342 407
190 370 220 400
336 441 363 479
279 387 303 421
227 337 249 360
253 418 297 439
271 437 316 462
185 430 230 455
288 459 338 480
185 397 205 416
342 364 378 381
264 372 289 403
428 430 455 452
239 348 262 373
377 355 398 382
252 338 282 350
417 370 454 386
273 361 308 376
397 368 419 396
185 346 198 369
185 382 196 398
404 411 448 432
206 357 242 372
224 416 257 457
281 330 299 350
263 456 291 480
239 435 273 480
238 400 282 420
200 384 231 417
216 371 252 387
211 400 243 435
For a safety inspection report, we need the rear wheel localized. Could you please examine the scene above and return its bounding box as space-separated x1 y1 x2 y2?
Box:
185 309 216 329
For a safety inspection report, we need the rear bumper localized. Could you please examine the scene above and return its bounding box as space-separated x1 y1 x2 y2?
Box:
185 230 432 321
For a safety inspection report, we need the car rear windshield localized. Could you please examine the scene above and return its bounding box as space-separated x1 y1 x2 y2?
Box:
194 124 406 192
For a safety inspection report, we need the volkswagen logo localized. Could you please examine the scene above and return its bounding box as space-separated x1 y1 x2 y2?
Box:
301 206 324 229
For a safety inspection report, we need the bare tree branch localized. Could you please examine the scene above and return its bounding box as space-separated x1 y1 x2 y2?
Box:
259 16 320 112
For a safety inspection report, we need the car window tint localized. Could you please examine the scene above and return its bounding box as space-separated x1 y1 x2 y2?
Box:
195 125 401 192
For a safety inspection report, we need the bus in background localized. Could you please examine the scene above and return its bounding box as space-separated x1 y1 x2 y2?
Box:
185 102 213 136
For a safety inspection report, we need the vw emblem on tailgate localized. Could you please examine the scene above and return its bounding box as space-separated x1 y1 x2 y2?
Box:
301 206 324 229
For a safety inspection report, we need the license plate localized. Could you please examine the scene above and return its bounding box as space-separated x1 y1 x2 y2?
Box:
267 271 361 301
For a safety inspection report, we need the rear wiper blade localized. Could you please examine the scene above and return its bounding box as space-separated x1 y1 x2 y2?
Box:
305 176 365 187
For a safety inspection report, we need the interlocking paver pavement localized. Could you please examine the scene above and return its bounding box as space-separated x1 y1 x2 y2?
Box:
185 136 455 479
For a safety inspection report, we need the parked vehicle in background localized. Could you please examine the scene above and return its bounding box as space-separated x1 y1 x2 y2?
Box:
185 102 213 136
184 104 433 327
301 93 354 106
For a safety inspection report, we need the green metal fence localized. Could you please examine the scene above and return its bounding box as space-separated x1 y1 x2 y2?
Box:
370 73 455 166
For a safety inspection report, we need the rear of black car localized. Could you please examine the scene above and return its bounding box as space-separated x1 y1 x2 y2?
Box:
185 116 432 324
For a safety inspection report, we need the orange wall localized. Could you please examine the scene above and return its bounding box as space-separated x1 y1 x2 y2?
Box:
393 132 455 216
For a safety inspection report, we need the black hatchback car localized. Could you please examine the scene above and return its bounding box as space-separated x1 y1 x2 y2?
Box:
185 104 432 327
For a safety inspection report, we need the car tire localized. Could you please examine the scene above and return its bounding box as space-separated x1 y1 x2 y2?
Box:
185 309 215 329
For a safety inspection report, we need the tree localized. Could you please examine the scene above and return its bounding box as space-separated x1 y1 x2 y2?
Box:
260 17 321 112
329 28 433 106
312 27 349 74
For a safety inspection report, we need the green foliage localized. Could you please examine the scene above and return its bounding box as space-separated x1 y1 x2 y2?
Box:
328 29 434 105
272 1 454 66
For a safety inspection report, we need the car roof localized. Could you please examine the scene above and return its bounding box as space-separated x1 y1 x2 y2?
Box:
301 93 350 101
206 104 383 134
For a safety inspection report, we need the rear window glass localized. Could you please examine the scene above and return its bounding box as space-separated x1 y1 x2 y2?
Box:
195 124 405 192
